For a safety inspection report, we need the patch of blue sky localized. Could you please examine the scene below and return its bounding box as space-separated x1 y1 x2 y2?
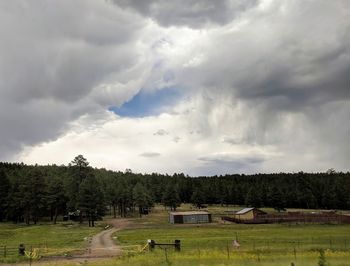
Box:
108 86 183 118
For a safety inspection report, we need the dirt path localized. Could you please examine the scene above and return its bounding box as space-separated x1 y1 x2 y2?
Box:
0 219 131 266
83 219 130 258
18 219 131 265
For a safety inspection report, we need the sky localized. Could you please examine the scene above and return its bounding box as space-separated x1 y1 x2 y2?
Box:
0 0 350 176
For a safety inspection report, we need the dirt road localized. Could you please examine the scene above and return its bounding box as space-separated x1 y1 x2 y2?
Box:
83 219 130 258
0 219 130 266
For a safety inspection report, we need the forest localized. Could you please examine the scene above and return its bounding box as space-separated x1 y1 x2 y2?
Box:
0 155 349 226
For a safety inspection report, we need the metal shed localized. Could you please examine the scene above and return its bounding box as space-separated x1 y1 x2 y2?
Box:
169 211 212 224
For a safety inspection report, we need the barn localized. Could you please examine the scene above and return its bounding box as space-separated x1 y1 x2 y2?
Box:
234 207 266 221
169 211 212 224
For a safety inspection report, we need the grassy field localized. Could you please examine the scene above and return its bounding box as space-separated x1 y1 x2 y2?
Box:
1 205 350 265
0 222 102 263
108 205 350 266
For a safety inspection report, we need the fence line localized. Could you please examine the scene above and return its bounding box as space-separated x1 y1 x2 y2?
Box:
0 244 49 258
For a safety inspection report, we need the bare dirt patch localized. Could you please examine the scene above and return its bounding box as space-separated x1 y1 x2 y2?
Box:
83 218 130 258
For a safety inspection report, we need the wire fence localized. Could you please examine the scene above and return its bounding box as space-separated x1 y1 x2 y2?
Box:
2 238 350 262
0 244 50 258
118 237 350 256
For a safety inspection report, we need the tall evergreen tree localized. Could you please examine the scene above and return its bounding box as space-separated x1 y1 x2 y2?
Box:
245 186 262 207
77 176 105 227
66 155 92 222
269 187 286 212
162 183 181 211
21 168 47 224
0 169 10 221
190 187 206 209
132 182 154 217
47 177 67 224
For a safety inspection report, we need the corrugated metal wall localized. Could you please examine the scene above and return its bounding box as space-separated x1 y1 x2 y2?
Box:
170 214 210 224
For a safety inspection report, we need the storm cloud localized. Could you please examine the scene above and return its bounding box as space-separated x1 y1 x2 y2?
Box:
1 0 349 174
114 0 258 28
0 1 152 159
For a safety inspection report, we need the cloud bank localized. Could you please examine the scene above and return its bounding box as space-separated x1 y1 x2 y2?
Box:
0 0 349 175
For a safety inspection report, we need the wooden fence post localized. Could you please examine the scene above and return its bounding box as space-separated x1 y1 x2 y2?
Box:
174 240 181 252
148 240 155 251
226 241 230 259
19 244 25 256
29 245 32 266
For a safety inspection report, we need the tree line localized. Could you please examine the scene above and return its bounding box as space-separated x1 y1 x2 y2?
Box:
0 156 349 225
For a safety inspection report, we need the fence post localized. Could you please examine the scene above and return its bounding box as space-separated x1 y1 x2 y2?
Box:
29 245 32 266
175 240 181 252
148 240 155 251
226 241 230 259
293 246 296 260
19 244 25 256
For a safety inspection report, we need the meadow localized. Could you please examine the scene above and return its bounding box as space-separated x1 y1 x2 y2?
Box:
1 205 350 265
0 222 101 263
109 205 350 266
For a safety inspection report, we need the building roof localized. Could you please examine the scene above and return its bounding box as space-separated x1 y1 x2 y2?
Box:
170 211 210 216
236 207 255 215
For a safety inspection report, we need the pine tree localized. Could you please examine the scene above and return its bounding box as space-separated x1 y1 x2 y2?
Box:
66 155 92 222
162 183 181 211
77 176 105 227
190 187 206 209
0 169 10 221
47 177 67 224
20 168 47 224
132 182 154 217
245 186 262 207
269 187 286 212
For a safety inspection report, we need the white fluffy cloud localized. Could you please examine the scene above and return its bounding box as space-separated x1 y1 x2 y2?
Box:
2 0 350 174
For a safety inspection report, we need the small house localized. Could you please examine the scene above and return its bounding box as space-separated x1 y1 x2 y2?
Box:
169 211 212 224
234 207 266 221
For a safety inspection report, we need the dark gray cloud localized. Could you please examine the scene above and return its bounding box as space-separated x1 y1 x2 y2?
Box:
197 153 267 174
0 1 149 160
173 1 350 161
114 0 258 28
1 0 349 174
179 0 350 109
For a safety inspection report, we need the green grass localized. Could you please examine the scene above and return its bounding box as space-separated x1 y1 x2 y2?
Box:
0 222 101 263
109 205 350 266
117 223 350 251
89 250 350 266
1 205 350 265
